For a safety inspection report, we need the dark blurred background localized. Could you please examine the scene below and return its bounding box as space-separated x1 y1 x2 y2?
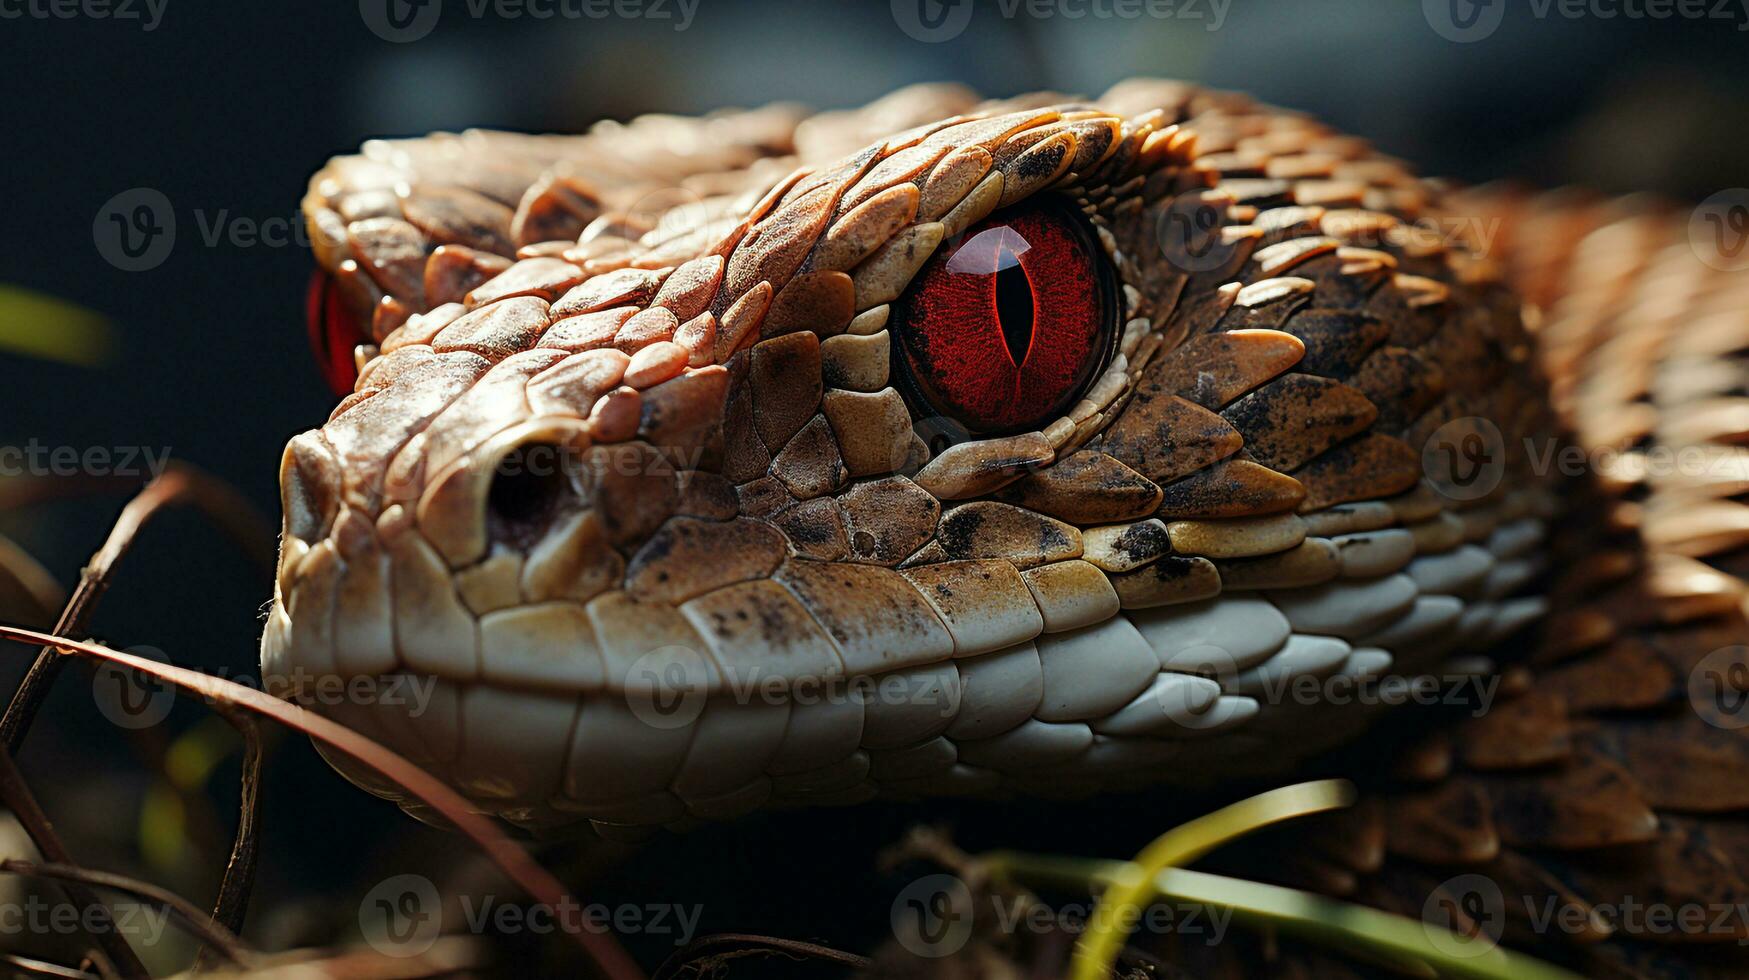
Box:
1 0 1746 969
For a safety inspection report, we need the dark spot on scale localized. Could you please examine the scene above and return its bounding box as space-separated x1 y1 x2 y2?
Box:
757 605 792 646
1036 524 1071 551
1150 559 1193 581
1117 522 1168 558
1011 139 1066 180
935 510 984 556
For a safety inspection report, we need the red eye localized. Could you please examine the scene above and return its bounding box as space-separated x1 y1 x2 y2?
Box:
893 198 1116 435
306 269 363 396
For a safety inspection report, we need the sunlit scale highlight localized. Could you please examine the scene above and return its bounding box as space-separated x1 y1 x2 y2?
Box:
894 198 1113 434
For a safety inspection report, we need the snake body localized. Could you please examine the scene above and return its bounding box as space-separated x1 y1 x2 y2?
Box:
268 80 1563 834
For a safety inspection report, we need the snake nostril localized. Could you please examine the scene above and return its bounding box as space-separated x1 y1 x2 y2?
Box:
280 432 339 543
486 442 578 549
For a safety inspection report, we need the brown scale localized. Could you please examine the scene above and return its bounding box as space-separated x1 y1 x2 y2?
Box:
272 82 1691 932
297 80 1546 647
1174 197 1749 978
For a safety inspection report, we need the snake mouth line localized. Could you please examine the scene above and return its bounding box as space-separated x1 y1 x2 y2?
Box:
264 467 1554 831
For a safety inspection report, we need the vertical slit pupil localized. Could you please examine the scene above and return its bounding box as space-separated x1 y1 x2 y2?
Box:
994 247 1035 368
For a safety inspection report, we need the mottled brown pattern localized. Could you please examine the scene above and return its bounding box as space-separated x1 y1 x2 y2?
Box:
269 81 1559 836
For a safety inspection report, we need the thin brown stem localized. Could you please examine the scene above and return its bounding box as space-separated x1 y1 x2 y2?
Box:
194 707 263 971
80 948 122 980
0 628 646 980
0 858 249 967
1 463 275 755
653 934 873 980
1 954 99 980
0 753 150 978
0 533 65 625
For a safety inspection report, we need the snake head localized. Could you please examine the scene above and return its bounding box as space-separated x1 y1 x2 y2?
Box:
266 82 1552 832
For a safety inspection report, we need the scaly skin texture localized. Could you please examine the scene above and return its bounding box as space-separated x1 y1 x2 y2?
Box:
1047 196 1749 980
267 81 1557 834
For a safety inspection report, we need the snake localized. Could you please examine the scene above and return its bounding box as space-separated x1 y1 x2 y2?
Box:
266 79 1749 972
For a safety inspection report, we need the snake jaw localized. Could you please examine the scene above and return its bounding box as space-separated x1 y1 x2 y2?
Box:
267 82 1563 832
